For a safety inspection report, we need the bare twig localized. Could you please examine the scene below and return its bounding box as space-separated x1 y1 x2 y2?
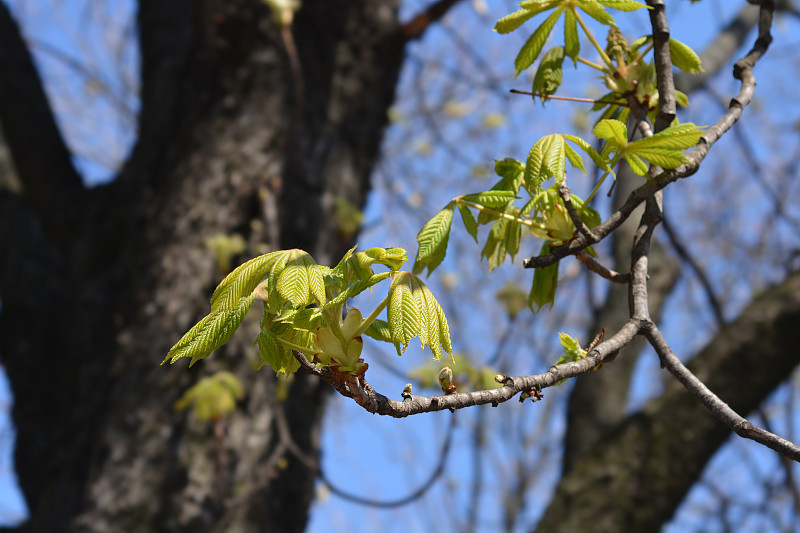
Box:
292 320 642 418
558 184 596 239
644 324 800 462
510 89 630 107
661 215 726 328
576 251 629 284
318 414 456 508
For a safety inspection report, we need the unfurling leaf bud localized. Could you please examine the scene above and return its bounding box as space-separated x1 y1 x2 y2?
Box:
494 374 507 384
402 383 413 400
438 366 456 395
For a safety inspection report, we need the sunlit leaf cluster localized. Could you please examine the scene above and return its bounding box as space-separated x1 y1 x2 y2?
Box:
166 247 453 376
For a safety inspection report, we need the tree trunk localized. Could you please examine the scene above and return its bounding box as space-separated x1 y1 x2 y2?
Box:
0 1 404 531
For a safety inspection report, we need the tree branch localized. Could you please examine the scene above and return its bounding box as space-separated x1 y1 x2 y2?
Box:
644 324 800 462
0 3 85 246
293 320 642 418
522 0 776 271
401 0 464 41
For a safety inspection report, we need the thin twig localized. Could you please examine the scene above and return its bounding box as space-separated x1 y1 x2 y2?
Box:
644 324 800 462
661 215 726 328
318 414 457 508
292 320 642 417
576 250 629 284
510 89 629 107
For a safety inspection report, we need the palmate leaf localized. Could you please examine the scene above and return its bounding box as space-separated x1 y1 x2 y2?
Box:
413 202 455 276
514 7 565 76
165 292 258 366
628 148 688 170
387 272 452 361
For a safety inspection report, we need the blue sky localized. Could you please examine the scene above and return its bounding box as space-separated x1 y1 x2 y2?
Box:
3 0 800 531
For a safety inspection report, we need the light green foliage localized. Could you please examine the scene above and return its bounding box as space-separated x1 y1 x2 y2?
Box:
552 333 588 384
167 246 452 376
168 2 708 392
389 272 453 361
594 119 705 176
174 371 244 421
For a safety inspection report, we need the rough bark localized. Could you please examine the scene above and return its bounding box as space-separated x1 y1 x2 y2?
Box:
0 1 404 532
535 271 800 532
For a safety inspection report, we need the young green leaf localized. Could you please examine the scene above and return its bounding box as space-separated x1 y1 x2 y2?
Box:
514 7 565 77
593 119 628 146
458 204 479 243
460 190 517 207
210 250 286 312
596 0 649 11
493 158 526 192
552 332 588 384
526 134 566 192
669 37 703 74
321 271 394 311
276 249 326 308
628 122 704 150
388 273 422 354
165 293 258 366
257 328 299 375
413 202 455 276
563 8 579 63
623 152 649 176
576 0 614 25
529 246 559 312
363 318 393 343
481 205 523 271
561 134 614 175
388 272 452 360
350 247 408 277
494 8 537 34
564 142 585 173
532 46 566 100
